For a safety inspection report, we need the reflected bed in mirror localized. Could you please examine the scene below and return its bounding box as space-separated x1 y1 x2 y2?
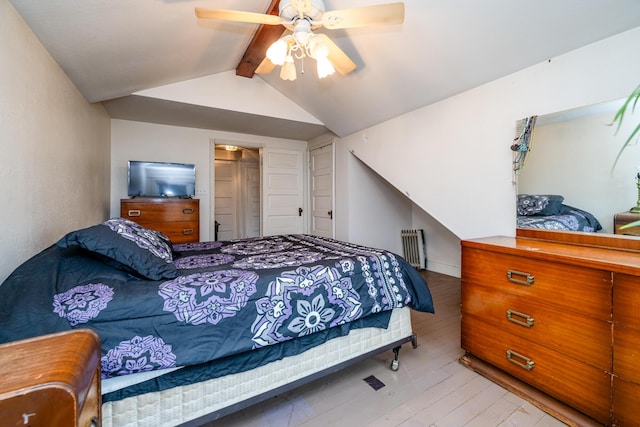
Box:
515 98 640 236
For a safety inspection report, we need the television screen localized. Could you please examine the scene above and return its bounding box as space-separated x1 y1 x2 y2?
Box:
128 161 196 197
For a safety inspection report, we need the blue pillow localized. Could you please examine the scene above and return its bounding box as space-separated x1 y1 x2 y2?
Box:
57 218 178 280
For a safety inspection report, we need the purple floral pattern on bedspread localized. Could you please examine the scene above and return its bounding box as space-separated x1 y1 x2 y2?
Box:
53 283 114 326
250 250 410 348
159 270 259 325
233 250 325 269
173 241 223 252
174 253 235 269
221 237 294 255
252 264 361 347
101 335 176 378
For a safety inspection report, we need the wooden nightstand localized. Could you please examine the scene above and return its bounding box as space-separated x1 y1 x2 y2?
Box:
0 329 101 427
614 211 640 236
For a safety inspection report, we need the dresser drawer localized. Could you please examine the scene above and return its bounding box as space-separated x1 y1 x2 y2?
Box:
462 247 611 320
613 272 640 329
614 323 640 383
462 283 612 370
461 317 611 424
121 199 199 222
612 376 640 427
143 221 199 244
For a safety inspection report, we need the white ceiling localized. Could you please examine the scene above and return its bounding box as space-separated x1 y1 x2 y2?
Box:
10 0 640 139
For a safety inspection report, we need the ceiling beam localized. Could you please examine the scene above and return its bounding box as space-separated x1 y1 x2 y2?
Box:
236 0 285 78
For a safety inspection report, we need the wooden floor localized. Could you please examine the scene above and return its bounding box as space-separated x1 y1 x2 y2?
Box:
209 271 568 427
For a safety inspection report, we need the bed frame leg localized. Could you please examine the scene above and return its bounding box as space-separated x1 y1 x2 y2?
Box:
410 332 418 349
390 346 401 371
389 333 419 371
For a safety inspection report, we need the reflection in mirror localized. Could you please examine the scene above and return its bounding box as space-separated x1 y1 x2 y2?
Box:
515 98 640 235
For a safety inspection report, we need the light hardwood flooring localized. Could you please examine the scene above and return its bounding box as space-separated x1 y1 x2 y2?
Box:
209 271 568 427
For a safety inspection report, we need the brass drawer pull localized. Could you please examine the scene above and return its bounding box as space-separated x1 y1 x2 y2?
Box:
182 229 194 235
506 350 535 371
506 270 534 286
182 208 195 214
506 309 535 327
127 209 141 217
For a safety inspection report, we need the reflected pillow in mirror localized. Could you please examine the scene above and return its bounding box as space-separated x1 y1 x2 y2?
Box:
517 194 565 216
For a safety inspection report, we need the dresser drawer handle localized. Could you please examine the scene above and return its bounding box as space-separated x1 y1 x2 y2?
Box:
506 309 535 327
506 270 534 286
182 229 194 235
182 208 195 214
127 209 141 217
506 350 535 371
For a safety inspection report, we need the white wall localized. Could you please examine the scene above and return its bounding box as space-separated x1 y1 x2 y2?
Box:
334 151 413 256
110 120 308 240
336 27 640 277
0 0 111 283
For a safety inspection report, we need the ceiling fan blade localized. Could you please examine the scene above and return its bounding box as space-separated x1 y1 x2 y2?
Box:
255 58 276 75
316 34 357 75
195 8 283 26
321 2 405 30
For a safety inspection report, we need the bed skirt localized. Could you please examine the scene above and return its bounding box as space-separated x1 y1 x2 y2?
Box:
102 306 414 427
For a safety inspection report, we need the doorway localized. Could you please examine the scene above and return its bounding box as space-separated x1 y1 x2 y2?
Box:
214 145 260 240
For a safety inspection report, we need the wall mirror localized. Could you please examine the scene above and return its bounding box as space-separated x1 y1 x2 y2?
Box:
515 97 640 236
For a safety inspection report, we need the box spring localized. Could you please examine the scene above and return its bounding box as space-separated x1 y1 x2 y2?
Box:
102 306 413 427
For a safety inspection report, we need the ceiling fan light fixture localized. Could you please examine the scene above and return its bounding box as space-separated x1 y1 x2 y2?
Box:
280 54 297 81
307 35 329 60
317 57 335 78
266 38 288 66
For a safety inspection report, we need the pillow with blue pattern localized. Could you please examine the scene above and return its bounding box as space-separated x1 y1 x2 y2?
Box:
57 218 178 280
517 194 565 216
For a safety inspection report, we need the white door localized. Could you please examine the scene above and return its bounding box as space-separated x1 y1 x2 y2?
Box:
310 144 334 238
262 148 305 236
243 164 261 238
214 159 238 240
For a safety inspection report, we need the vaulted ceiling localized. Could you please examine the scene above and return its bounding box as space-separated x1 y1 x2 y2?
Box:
9 0 640 139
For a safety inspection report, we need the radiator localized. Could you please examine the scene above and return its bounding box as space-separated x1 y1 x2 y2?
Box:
401 229 426 270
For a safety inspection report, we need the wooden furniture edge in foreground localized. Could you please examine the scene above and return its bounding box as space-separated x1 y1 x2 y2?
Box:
516 228 640 252
459 353 601 427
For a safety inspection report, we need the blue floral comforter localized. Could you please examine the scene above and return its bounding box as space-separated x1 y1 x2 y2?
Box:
0 234 433 380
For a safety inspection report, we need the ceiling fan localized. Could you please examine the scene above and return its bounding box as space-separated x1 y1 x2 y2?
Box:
195 0 405 81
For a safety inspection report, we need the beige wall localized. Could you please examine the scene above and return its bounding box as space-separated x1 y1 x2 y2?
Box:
0 0 111 283
110 119 308 241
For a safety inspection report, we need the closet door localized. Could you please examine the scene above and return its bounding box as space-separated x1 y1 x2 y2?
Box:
214 159 238 240
310 144 334 238
262 148 305 236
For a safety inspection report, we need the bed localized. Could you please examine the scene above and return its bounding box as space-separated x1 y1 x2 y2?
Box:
0 218 434 426
516 194 602 232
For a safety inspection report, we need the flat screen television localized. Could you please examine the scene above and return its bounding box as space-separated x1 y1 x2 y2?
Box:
128 160 196 198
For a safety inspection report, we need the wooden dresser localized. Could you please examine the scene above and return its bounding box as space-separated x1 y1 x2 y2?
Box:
461 229 640 426
0 329 101 427
121 197 200 243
